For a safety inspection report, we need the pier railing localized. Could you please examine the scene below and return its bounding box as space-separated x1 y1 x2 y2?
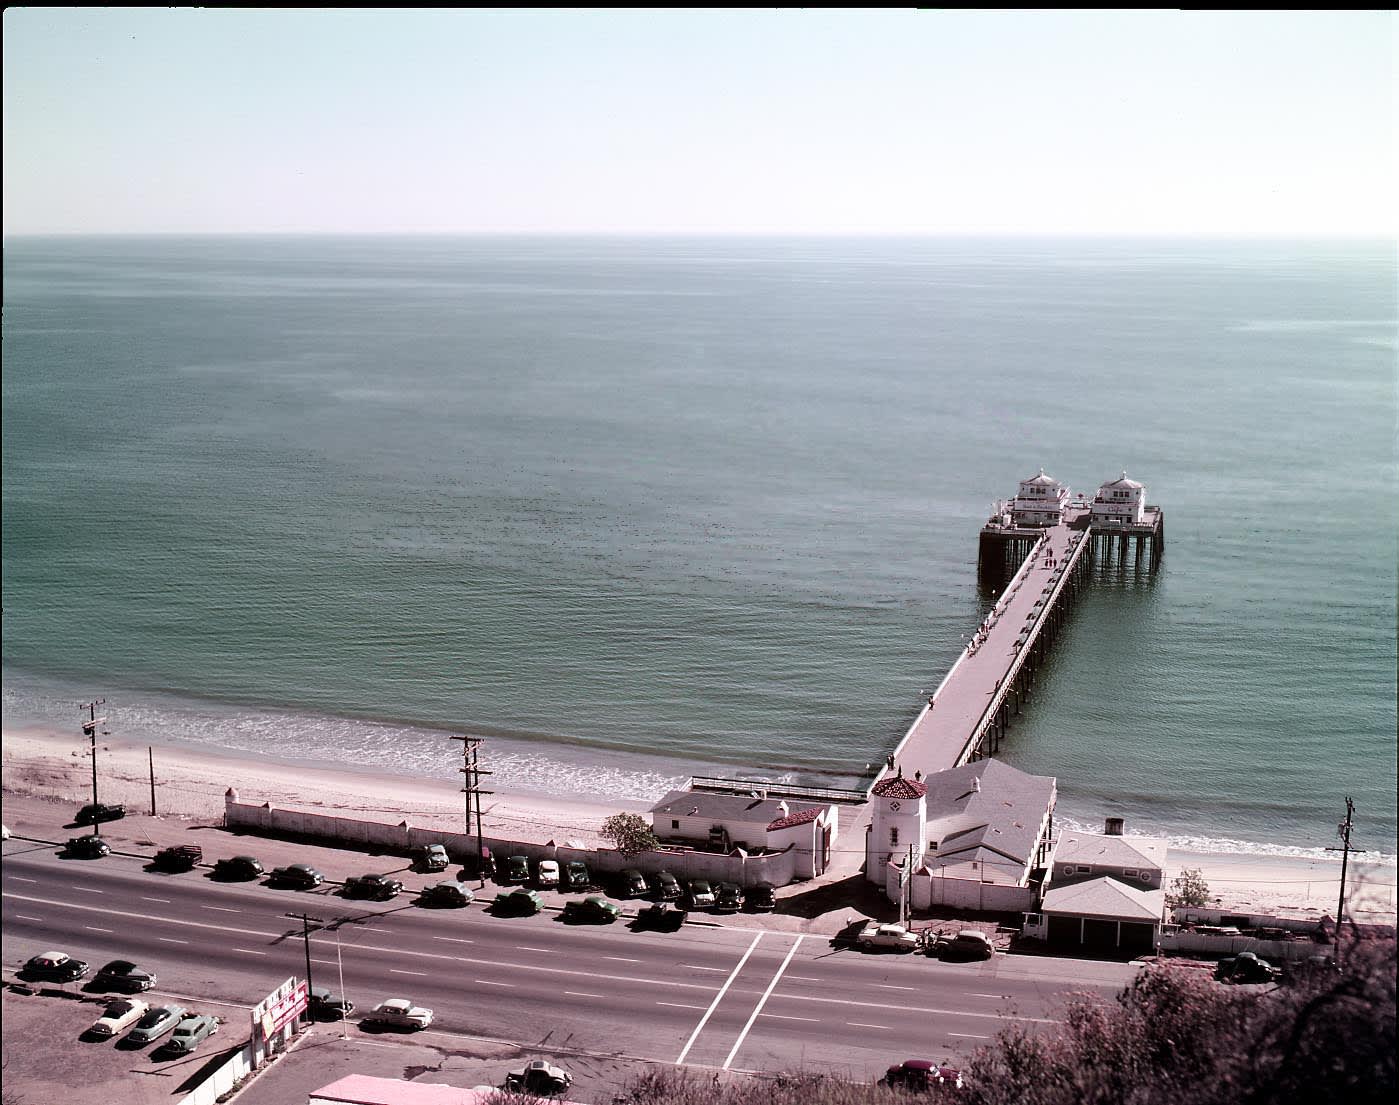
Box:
687 776 868 805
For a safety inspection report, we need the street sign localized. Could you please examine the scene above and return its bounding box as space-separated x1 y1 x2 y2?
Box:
252 977 307 1043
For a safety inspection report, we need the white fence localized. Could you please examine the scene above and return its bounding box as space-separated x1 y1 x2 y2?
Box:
175 1037 255 1105
223 796 799 888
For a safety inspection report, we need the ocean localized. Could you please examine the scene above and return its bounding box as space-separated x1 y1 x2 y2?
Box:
2 234 1394 861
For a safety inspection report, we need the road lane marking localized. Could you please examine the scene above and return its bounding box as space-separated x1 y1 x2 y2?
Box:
432 936 474 944
783 975 822 982
514 946 551 953
951 1032 992 1039
848 1022 889 1029
7 877 37 883
564 991 605 999
723 935 805 1070
757 1013 817 1022
658 1002 708 1010
158 938 189 945
202 905 241 913
390 969 426 977
475 980 513 988
971 993 1007 999
14 914 44 922
141 897 172 904
72 887 104 894
778 991 1057 1024
84 926 114 933
675 932 762 1066
603 956 641 963
877 984 916 991
684 965 728 972
234 949 268 956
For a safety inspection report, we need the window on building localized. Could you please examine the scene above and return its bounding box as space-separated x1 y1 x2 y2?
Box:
671 820 680 830
928 840 938 852
890 827 899 846
1123 868 1138 878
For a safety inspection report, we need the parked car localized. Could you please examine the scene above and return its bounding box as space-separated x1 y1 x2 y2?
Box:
878 1059 964 1091
94 960 158 992
536 859 561 888
501 855 531 885
562 895 622 924
309 986 355 1021
22 950 89 982
418 881 474 908
164 1014 220 1055
1216 951 1280 984
495 887 543 916
74 802 125 826
65 834 111 859
744 882 776 912
636 902 687 931
88 998 149 1039
714 882 743 913
417 844 450 873
362 998 433 1030
127 1004 186 1044
855 922 919 953
343 873 404 900
651 870 682 901
563 860 591 891
687 879 717 910
505 1060 573 1095
268 863 324 890
212 855 264 881
618 868 649 899
929 930 995 961
152 844 202 872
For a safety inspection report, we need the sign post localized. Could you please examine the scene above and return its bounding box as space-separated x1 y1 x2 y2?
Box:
250 976 308 1068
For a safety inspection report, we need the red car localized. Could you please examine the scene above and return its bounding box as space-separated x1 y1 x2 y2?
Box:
879 1059 964 1092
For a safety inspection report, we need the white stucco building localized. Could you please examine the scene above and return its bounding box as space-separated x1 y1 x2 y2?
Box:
1010 468 1070 527
648 789 838 879
1090 472 1146 526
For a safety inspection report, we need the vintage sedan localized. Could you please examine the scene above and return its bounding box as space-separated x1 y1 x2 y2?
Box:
94 960 158 992
164 1014 220 1055
362 998 433 1031
561 895 622 924
88 998 149 1039
23 950 89 982
127 1004 186 1044
505 1060 573 1095
64 834 111 859
418 881 474 907
343 873 404 900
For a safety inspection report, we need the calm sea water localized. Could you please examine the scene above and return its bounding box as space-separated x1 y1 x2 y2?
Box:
3 235 1394 859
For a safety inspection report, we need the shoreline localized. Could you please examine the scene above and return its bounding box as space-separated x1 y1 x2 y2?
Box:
2 725 1394 924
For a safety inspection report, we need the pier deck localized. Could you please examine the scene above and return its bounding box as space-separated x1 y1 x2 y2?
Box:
880 517 1093 785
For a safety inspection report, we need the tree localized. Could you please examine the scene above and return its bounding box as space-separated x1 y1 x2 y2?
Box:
600 812 658 857
1165 866 1212 910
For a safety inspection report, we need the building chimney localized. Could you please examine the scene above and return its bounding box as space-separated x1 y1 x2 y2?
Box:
972 777 981 793
1104 817 1125 836
777 800 789 818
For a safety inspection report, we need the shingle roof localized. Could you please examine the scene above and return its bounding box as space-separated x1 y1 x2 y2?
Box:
1040 876 1165 922
872 775 928 799
1053 831 1167 873
921 759 1056 868
766 807 823 832
647 789 789 825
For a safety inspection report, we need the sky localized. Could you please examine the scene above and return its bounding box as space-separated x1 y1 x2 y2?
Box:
2 8 1395 236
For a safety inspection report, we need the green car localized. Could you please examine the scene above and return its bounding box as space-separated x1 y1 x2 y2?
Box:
495 887 543 915
561 895 621 924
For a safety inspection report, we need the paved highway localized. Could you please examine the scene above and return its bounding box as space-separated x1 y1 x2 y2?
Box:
1 838 1138 1081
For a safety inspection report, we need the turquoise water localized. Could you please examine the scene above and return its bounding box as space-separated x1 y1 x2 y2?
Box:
3 235 1394 857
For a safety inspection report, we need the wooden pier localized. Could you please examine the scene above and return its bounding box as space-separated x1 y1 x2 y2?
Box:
878 491 1164 787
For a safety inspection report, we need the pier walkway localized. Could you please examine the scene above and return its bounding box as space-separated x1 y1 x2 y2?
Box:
879 515 1093 785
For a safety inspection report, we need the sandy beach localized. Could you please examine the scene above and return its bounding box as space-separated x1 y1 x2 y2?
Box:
3 725 1394 924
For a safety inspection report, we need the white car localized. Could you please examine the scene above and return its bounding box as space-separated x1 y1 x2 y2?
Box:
535 859 560 888
88 998 149 1039
855 922 920 953
363 998 433 1031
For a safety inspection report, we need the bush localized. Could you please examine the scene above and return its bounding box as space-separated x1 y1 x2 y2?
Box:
1165 867 1212 909
600 812 659 857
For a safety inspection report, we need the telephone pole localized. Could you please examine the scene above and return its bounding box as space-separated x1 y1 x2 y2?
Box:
285 912 322 1017
80 700 107 832
1326 797 1359 966
451 736 492 884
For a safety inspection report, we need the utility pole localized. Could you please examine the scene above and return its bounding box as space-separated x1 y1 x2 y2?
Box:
80 700 107 833
1326 797 1359 966
285 912 322 1018
451 736 492 885
149 747 157 816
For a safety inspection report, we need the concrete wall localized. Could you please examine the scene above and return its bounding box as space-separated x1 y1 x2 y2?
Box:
224 797 798 887
176 1037 255 1105
1158 930 1325 962
890 864 1035 914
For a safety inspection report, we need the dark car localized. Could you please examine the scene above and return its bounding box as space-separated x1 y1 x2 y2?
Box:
744 882 776 912
94 959 158 992
501 855 531 885
417 844 450 873
1216 951 1280 984
495 887 543 916
74 803 125 826
635 902 687 932
212 855 264 881
561 895 622 924
879 1059 963 1091
618 868 649 899
152 845 202 872
268 864 324 890
505 1061 573 1095
343 873 404 900
687 879 717 910
65 834 111 859
22 950 89 982
127 1004 185 1045
651 870 683 901
418 881 474 908
563 860 591 891
309 986 355 1021
714 882 743 913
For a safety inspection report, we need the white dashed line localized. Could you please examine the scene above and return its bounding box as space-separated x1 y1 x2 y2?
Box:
758 1013 818 1022
84 926 114 934
202 905 240 913
475 980 513 988
564 991 606 999
603 956 641 963
72 887 104 894
950 1032 992 1039
158 938 189 945
658 1002 708 1010
234 949 267 956
389 969 426 977
15 914 44 922
8 877 36 884
141 897 172 904
848 1022 888 1029
878 984 916 991
684 965 728 972
432 936 474 944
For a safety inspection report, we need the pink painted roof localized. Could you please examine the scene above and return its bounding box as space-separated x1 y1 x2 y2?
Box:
766 806 822 831
872 776 928 799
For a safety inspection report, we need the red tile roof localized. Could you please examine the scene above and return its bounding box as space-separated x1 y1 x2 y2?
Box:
872 775 928 799
766 807 823 832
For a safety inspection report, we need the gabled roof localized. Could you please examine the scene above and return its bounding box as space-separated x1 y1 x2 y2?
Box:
1040 876 1165 922
1054 831 1167 873
920 759 1056 868
872 775 928 800
1100 470 1143 489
